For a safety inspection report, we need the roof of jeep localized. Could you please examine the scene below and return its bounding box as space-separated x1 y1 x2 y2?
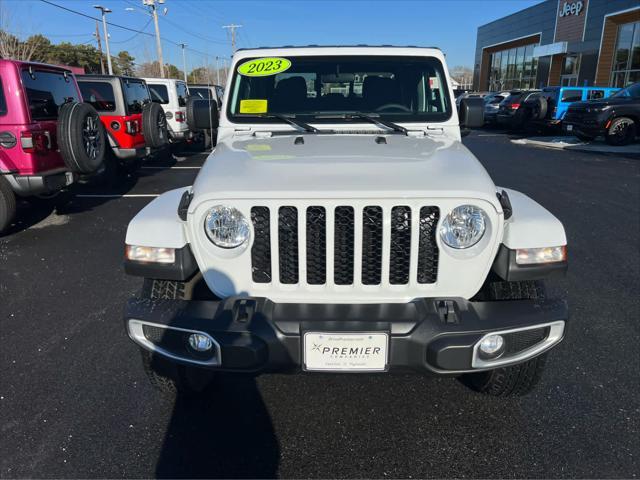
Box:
237 45 441 51
0 58 73 73
77 74 144 83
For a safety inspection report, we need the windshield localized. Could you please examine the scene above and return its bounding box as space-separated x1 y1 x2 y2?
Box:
228 55 451 123
612 83 640 99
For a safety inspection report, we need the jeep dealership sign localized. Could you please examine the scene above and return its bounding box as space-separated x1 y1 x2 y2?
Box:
559 1 583 17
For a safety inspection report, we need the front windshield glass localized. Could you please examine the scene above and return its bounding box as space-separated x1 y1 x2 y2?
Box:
612 83 640 99
228 55 451 123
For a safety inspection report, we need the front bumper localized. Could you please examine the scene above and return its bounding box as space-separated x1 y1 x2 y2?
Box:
125 296 568 375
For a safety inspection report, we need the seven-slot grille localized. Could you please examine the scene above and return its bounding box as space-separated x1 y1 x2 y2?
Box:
251 205 440 286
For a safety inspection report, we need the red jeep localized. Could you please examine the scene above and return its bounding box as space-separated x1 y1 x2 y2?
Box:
77 75 167 175
0 60 106 233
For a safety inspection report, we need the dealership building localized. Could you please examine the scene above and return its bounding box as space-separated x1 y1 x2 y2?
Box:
473 0 640 91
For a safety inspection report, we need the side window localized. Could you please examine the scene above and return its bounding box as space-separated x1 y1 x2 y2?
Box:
123 80 150 114
149 84 169 104
176 82 188 107
78 81 116 112
560 89 583 102
588 90 605 100
0 79 6 116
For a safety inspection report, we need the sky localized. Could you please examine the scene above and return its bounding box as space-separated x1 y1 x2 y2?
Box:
1 0 542 72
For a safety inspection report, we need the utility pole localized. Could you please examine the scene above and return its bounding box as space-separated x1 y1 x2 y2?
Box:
94 21 105 74
179 43 187 82
143 0 166 78
94 5 113 75
222 24 242 55
215 56 220 85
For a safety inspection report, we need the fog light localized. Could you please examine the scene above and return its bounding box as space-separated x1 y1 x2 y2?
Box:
188 333 213 352
479 334 504 357
125 245 175 264
516 246 566 265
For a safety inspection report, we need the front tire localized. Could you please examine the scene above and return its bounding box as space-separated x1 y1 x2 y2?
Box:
138 276 218 396
461 280 549 396
605 117 637 146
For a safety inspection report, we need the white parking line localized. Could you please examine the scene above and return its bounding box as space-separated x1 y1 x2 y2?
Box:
141 166 201 170
75 194 159 198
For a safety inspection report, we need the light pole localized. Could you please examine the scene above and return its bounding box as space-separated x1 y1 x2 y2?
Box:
94 5 113 75
143 0 166 78
179 43 187 83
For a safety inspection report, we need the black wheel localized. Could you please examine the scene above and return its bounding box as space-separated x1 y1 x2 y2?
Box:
461 280 549 397
574 132 594 142
138 276 218 396
0 175 16 234
142 102 168 148
57 102 106 174
605 117 636 146
460 353 548 397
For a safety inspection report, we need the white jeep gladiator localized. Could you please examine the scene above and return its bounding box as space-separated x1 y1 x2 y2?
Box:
124 46 568 397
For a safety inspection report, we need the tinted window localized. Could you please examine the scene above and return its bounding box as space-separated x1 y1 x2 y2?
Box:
149 84 169 104
0 80 6 116
79 81 116 112
123 80 150 114
612 83 640 98
588 89 605 100
190 87 212 100
229 55 451 123
21 69 80 120
561 89 583 102
176 82 188 107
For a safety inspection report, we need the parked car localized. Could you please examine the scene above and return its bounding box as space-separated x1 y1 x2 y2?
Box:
188 83 223 108
563 82 640 145
123 46 568 398
143 78 190 143
525 86 619 128
455 91 488 108
483 91 512 125
78 75 168 174
187 83 222 149
0 59 106 233
496 90 541 130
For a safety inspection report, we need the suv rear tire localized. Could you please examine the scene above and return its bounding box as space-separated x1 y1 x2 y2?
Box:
142 102 168 148
461 279 549 396
138 276 218 396
605 117 637 146
0 176 16 234
57 102 106 174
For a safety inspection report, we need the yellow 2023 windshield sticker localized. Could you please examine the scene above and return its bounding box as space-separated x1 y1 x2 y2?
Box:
237 57 291 77
240 99 268 114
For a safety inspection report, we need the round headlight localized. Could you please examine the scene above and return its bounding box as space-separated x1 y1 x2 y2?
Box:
204 206 250 248
440 205 487 249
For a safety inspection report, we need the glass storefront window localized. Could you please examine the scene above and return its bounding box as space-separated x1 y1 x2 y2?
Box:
611 21 640 87
487 43 538 91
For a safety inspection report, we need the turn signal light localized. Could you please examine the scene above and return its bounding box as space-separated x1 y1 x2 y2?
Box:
125 245 175 264
510 103 521 110
125 120 140 135
20 131 50 154
516 246 567 265
175 111 185 123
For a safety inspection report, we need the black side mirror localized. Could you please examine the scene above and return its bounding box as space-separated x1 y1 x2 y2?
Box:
459 97 484 129
188 98 219 131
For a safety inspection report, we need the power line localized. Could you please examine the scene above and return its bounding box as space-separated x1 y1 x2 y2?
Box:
222 23 242 54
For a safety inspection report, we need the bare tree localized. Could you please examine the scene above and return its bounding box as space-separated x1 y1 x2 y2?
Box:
0 1 42 61
450 65 474 90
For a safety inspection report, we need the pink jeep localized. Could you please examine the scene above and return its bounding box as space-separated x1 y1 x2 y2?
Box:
0 59 106 233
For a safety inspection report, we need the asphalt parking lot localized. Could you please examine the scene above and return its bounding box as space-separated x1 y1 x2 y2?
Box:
1 132 638 478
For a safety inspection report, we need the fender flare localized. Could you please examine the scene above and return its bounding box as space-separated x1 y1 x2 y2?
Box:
498 187 566 249
125 187 190 248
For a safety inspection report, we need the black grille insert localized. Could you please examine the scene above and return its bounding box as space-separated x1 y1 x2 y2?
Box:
362 206 383 285
306 206 326 285
250 207 271 283
390 206 411 284
334 206 354 285
417 206 440 284
278 206 299 284
503 327 549 355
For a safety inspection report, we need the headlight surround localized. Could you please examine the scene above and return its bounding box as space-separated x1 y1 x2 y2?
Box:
439 205 487 249
204 205 250 248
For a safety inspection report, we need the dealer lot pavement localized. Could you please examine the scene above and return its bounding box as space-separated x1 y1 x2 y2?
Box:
1 134 638 478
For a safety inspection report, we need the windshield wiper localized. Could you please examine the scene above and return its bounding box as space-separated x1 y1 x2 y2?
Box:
350 113 408 135
261 113 319 133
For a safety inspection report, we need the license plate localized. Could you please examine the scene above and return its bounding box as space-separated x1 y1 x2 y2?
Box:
303 332 389 372
566 124 573 131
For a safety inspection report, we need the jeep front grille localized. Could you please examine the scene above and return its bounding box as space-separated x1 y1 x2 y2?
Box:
250 205 439 286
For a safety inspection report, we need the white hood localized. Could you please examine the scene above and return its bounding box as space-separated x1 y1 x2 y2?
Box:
191 133 499 207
